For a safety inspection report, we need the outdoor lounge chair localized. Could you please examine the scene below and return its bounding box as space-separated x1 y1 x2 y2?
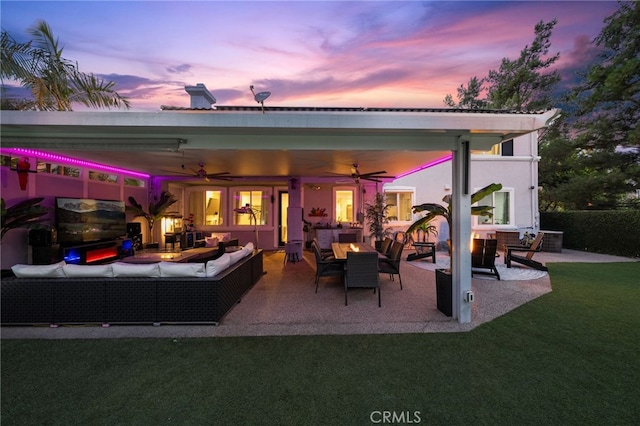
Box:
345 251 381 307
406 227 436 262
504 232 548 271
471 238 500 280
378 240 403 289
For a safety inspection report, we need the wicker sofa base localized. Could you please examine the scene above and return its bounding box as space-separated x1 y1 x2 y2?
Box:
1 250 263 326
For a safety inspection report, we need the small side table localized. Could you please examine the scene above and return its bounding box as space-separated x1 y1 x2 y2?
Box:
284 240 303 264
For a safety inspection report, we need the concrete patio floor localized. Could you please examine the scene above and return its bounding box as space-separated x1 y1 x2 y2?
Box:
1 248 636 340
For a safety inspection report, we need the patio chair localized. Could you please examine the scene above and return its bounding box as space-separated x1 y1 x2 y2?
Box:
312 241 344 293
345 251 381 307
504 232 548 271
377 237 393 256
471 238 500 280
312 238 334 259
338 233 357 243
406 229 436 263
378 240 403 289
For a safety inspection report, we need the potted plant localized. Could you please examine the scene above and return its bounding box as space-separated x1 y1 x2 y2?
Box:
1 197 49 240
406 183 502 316
1 197 49 277
364 192 393 250
127 191 177 248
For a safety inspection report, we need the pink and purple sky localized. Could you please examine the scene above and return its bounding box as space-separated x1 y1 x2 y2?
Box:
1 0 620 111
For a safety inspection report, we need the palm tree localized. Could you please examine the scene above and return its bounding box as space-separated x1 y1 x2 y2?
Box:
406 183 503 258
127 192 177 245
1 20 130 111
1 197 49 240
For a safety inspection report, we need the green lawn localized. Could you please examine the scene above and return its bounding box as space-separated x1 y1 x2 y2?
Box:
2 262 639 425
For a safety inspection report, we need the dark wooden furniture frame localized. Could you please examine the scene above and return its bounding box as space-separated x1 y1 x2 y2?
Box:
471 238 500 280
504 232 548 271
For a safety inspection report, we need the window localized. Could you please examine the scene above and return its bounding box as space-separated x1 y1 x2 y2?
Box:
187 189 225 226
89 171 119 183
334 188 354 223
384 188 414 222
233 189 268 225
124 178 145 187
471 139 513 156
476 188 514 226
36 161 81 177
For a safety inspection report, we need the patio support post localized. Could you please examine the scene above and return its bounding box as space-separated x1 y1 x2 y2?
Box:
451 138 472 323
287 177 304 259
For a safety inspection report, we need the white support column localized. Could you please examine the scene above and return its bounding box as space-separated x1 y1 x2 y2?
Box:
451 138 472 323
287 177 304 259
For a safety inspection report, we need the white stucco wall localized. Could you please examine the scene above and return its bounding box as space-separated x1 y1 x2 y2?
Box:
385 132 540 244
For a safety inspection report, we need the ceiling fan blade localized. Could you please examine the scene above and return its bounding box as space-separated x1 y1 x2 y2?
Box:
360 170 387 177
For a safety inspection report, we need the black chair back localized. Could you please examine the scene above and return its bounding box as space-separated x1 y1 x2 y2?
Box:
345 251 380 306
338 233 357 243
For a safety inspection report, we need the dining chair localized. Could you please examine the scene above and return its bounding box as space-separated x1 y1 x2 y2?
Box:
377 237 393 256
312 241 344 293
344 251 380 307
378 240 403 289
338 233 357 243
312 238 334 259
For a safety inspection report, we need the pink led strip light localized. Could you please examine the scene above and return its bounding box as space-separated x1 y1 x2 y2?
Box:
395 154 452 178
0 148 149 179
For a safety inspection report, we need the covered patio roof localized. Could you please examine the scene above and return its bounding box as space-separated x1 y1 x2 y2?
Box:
0 108 558 183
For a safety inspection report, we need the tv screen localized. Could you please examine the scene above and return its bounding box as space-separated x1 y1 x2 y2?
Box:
55 198 126 244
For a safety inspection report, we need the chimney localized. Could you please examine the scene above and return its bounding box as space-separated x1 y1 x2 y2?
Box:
184 83 216 109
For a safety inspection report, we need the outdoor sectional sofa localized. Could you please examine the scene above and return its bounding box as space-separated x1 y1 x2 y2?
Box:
1 245 263 326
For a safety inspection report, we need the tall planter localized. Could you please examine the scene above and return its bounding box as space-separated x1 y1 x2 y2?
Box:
435 269 452 317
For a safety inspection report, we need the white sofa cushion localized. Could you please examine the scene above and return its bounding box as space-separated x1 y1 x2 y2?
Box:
228 249 246 264
243 242 255 253
206 253 231 279
11 261 67 278
64 264 113 278
159 261 206 278
112 262 160 277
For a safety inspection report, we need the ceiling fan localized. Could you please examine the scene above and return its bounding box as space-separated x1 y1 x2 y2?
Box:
333 163 395 183
169 162 238 181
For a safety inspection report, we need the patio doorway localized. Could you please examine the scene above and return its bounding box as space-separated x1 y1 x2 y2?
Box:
278 191 288 247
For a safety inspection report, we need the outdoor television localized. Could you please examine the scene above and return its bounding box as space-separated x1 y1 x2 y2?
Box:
55 198 126 244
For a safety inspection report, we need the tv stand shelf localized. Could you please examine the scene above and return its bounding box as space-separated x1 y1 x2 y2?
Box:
62 240 123 265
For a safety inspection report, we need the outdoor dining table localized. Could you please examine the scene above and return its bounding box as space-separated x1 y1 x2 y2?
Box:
331 242 380 260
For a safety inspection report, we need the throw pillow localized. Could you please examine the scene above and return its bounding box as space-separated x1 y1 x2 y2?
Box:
112 262 160 277
210 232 231 242
11 261 67 278
159 262 206 278
64 264 113 278
205 237 219 248
206 253 231 279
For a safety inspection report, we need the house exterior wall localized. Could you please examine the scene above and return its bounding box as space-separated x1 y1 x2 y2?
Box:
0 158 149 269
384 132 540 244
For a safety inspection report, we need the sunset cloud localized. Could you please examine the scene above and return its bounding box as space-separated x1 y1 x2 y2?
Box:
1 1 620 111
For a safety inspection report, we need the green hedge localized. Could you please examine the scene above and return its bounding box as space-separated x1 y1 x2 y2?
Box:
541 211 640 258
